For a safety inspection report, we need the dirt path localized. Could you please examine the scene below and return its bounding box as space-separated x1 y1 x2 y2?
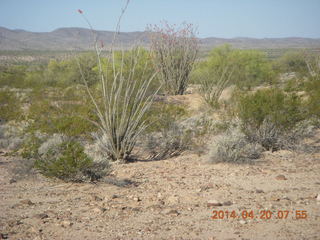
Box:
0 147 319 240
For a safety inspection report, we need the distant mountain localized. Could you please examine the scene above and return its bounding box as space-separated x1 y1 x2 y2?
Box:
1 26 320 51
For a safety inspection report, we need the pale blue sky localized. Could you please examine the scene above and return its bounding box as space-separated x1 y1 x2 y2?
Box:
0 0 319 38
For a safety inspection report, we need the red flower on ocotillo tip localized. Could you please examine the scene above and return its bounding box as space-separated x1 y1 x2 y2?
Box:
78 9 83 14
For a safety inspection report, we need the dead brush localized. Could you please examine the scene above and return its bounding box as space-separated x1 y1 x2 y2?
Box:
148 22 199 95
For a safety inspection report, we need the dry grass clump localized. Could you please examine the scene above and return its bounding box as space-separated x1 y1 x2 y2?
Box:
144 122 192 160
207 125 263 163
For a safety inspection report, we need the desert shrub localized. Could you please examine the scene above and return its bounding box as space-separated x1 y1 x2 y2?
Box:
207 126 263 163
44 53 98 87
0 65 27 88
283 76 306 92
275 50 308 76
235 88 310 150
134 102 191 160
26 88 98 138
148 22 199 95
0 122 26 151
305 70 320 123
142 111 231 159
144 122 192 160
144 101 189 133
21 133 44 159
196 46 236 108
0 90 23 122
236 88 305 131
34 140 107 181
194 45 275 94
180 114 231 156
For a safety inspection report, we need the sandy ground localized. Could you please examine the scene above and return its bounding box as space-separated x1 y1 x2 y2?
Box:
0 134 320 240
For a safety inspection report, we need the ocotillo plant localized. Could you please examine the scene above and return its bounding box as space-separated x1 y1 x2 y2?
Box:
78 2 159 162
148 22 199 95
199 62 235 108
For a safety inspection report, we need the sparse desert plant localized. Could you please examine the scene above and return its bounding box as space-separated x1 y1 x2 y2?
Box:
236 88 305 131
144 101 188 133
234 88 317 151
78 6 158 162
144 122 192 160
275 50 308 77
198 57 236 108
305 53 320 81
207 126 263 163
0 90 23 123
194 45 274 98
26 87 98 137
44 53 99 87
148 21 199 95
34 140 104 182
0 122 26 151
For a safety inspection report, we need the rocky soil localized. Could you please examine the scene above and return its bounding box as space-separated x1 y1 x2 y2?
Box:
1 134 320 240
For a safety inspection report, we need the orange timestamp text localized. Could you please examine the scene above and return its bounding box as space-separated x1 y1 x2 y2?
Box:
211 210 308 220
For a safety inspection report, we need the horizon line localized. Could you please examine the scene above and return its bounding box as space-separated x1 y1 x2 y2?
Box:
1 26 320 40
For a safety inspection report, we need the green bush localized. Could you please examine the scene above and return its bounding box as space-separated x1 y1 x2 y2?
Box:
0 65 27 88
26 88 98 137
275 50 308 76
144 101 189 133
44 53 98 87
235 88 308 150
34 140 94 181
0 90 23 122
236 88 305 131
21 134 43 159
305 78 320 122
193 45 275 91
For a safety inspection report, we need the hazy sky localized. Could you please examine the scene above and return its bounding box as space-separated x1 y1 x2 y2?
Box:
0 0 319 38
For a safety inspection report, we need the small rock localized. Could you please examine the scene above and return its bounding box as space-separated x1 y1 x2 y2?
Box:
239 220 246 225
8 220 23 227
282 196 290 200
9 178 17 184
164 209 180 216
92 207 106 214
61 220 73 228
207 200 222 207
133 197 141 202
223 201 233 206
33 213 49 219
131 207 141 212
317 194 320 201
20 199 35 205
275 175 287 180
270 196 280 201
93 195 103 201
0 233 8 239
111 194 118 199
255 189 264 193
167 196 179 205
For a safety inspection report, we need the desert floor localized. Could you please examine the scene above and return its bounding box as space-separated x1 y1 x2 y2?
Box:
1 132 320 240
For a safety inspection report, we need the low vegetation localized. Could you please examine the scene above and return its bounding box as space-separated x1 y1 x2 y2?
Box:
0 26 319 181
